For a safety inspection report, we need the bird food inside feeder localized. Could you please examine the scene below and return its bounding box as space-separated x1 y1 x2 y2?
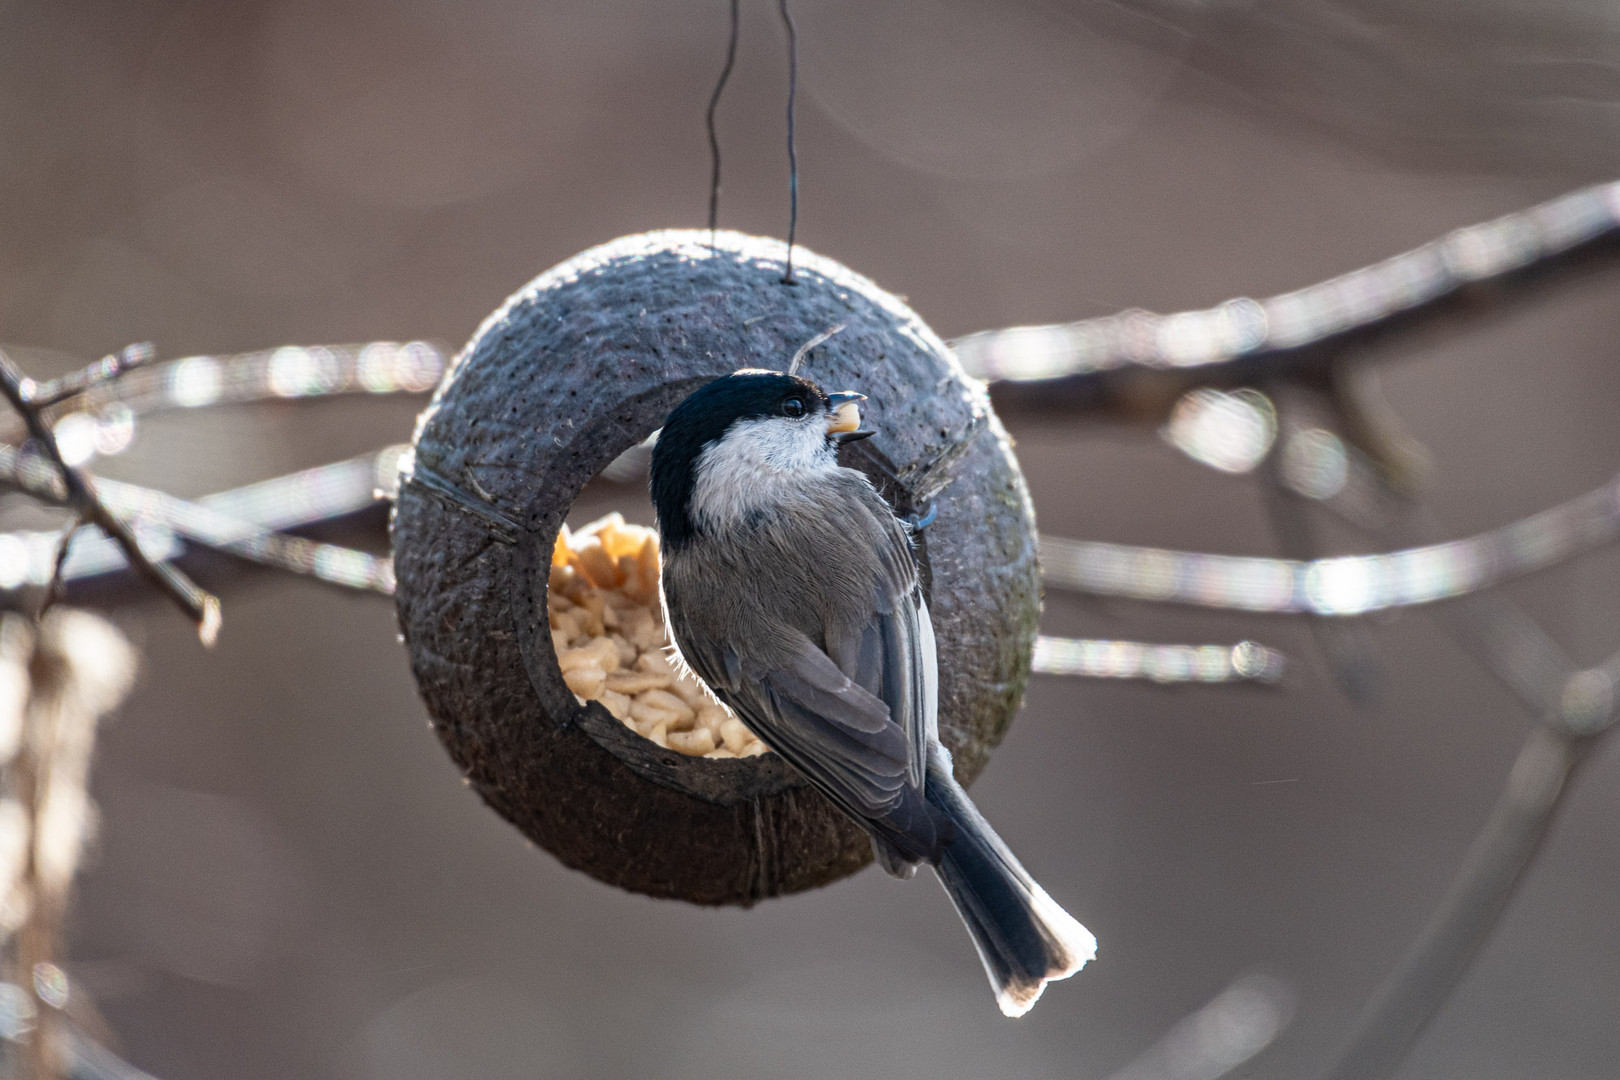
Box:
549 513 770 759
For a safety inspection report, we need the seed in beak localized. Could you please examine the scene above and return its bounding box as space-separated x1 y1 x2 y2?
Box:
825 390 866 434
827 401 861 433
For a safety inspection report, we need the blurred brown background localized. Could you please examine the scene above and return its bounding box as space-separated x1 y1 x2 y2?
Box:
2 1 1618 1077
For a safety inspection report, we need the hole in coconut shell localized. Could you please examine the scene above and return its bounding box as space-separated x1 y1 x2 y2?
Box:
548 511 772 759
537 421 931 794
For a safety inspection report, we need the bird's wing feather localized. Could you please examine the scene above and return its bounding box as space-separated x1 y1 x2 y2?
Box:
722 632 913 815
824 512 931 791
661 476 934 817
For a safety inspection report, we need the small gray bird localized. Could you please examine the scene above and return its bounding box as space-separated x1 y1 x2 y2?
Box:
650 367 1096 1017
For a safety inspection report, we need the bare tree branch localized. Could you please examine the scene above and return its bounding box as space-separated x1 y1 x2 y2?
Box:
957 181 1620 419
35 523 84 623
21 345 154 412
1256 435 1385 703
0 341 446 449
0 445 395 598
1217 375 1617 1080
1032 636 1286 685
1038 463 1620 615
1319 695 1614 1080
0 351 219 645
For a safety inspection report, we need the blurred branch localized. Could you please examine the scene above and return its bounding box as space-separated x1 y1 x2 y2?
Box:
1038 464 1620 614
1238 376 1616 1080
1032 635 1285 685
0 445 396 598
0 612 137 1080
957 181 1620 419
35 526 83 624
1319 668 1616 1080
54 1028 163 1080
0 982 163 1080
0 341 445 446
19 346 154 413
1104 973 1297 1080
0 338 443 606
1256 439 1385 703
0 351 218 645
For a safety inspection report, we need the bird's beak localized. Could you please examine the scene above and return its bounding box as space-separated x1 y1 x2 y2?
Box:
826 391 866 435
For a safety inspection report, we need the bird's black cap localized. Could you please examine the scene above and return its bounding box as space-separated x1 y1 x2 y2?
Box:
650 369 829 549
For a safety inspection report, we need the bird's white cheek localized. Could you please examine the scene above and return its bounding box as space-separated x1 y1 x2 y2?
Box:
689 417 837 531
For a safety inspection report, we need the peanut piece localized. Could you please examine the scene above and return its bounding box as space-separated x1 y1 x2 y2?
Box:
719 717 751 754
559 637 619 674
634 650 674 676
576 544 622 589
604 671 671 694
638 689 694 723
578 511 625 540
671 678 711 709
563 667 605 699
615 554 644 599
601 689 632 721
668 729 716 755
551 510 773 759
625 609 662 651
635 534 659 570
630 700 682 731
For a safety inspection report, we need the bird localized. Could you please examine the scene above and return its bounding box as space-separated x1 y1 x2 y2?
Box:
649 366 1096 1017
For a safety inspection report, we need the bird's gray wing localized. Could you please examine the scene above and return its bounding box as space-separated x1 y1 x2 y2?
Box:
824 513 935 792
708 629 914 816
661 566 908 815
659 485 935 816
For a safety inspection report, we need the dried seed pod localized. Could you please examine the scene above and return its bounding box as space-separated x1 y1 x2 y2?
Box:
392 230 1039 906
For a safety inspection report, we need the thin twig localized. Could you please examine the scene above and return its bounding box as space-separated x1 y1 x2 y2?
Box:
1257 424 1385 703
36 521 84 622
786 323 844 376
0 444 395 597
0 350 219 644
1321 376 1579 714
24 344 153 411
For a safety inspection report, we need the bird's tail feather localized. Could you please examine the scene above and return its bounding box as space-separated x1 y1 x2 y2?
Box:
926 749 1096 1018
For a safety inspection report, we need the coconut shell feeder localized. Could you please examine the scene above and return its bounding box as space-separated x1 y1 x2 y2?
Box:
391 230 1040 905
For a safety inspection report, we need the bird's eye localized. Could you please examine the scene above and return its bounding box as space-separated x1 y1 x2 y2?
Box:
782 396 806 418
